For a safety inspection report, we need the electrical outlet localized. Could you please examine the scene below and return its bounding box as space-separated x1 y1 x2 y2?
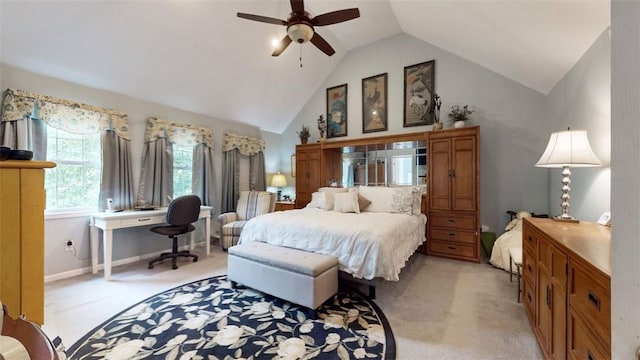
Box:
65 240 74 252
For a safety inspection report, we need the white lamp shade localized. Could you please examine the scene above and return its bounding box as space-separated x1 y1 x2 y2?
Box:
535 130 602 168
270 173 288 187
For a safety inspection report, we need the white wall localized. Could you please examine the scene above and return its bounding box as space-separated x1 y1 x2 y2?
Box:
611 1 640 357
545 29 611 222
0 64 261 277
282 33 549 234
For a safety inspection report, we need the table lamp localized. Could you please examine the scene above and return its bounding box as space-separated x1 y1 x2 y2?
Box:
270 172 288 201
535 128 602 222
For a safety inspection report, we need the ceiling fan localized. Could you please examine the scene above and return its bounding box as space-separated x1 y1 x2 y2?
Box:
237 0 360 57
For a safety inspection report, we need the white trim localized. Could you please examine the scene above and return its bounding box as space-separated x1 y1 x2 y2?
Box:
44 244 197 283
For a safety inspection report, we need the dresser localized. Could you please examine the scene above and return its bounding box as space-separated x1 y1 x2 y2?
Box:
522 218 611 359
427 127 480 261
274 201 295 211
0 160 56 324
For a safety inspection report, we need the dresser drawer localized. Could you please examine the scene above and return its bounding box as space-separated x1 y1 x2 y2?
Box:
522 225 537 252
569 261 611 341
429 240 475 259
430 214 475 230
522 247 536 286
523 278 536 325
568 309 609 360
430 227 476 244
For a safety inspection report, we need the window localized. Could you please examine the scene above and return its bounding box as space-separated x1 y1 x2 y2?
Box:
173 144 193 197
45 126 101 210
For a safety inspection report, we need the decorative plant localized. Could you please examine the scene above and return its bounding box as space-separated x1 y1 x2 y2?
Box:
297 124 310 139
449 105 474 122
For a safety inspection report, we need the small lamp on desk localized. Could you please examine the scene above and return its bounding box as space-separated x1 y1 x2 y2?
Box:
270 172 288 201
535 128 602 222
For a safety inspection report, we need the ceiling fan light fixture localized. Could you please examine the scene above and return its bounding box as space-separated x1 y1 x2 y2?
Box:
287 23 314 43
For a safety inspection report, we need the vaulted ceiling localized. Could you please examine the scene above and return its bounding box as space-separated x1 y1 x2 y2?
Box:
0 0 610 133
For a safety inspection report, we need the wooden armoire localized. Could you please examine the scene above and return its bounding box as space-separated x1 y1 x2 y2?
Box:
0 160 56 324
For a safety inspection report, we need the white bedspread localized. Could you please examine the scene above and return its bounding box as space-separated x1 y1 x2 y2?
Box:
238 208 426 281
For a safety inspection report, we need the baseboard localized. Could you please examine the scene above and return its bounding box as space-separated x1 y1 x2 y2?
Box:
44 243 203 283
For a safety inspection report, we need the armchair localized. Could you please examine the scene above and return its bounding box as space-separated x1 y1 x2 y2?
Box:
219 191 276 250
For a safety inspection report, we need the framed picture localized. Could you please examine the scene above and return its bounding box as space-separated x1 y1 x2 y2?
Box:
362 73 388 133
326 84 348 138
403 60 435 127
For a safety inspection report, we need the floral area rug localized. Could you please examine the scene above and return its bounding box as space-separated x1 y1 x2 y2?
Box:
66 275 395 359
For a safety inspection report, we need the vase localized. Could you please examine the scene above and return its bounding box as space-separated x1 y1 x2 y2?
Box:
454 120 466 128
300 137 309 144
432 122 444 131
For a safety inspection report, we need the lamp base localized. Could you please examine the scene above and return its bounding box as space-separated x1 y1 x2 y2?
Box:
552 216 580 223
276 190 282 201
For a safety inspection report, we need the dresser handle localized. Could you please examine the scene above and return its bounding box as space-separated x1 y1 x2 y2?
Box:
527 292 532 302
588 291 601 311
527 264 532 272
138 218 151 222
448 219 456 223
587 350 595 360
448 232 456 237
448 246 456 250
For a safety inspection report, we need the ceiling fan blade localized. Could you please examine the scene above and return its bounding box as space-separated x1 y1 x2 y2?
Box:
312 8 360 26
290 0 305 14
237 12 287 25
310 32 335 56
272 35 293 57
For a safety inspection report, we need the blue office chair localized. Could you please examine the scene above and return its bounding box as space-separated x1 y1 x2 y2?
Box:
148 195 201 270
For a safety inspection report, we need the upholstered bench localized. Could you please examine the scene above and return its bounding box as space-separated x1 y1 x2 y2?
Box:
227 242 339 310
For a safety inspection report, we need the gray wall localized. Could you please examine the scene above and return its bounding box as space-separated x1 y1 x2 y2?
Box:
0 64 261 278
282 33 550 234
545 29 611 222
611 0 640 357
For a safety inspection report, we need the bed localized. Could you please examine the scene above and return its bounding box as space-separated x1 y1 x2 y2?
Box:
237 186 427 286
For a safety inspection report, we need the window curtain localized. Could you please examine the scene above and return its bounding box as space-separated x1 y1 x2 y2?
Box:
138 117 215 207
221 133 266 213
0 88 134 210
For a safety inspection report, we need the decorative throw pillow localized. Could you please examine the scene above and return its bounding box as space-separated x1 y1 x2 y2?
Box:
357 186 395 213
306 192 327 210
390 187 414 215
357 194 372 211
318 187 348 211
333 191 360 213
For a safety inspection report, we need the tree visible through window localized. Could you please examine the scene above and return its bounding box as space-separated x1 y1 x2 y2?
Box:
173 144 193 197
45 126 101 210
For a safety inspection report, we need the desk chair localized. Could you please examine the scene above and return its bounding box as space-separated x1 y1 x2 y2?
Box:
148 195 201 270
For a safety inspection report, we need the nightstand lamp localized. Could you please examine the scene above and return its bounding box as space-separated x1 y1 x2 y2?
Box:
270 172 288 201
535 128 602 222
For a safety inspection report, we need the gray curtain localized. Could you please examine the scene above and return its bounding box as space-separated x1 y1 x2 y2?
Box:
250 152 266 191
137 137 173 207
192 143 215 207
221 149 239 213
0 116 47 160
100 130 135 211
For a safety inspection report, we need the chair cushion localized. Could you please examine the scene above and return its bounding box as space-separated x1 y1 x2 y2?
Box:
236 191 273 221
150 224 195 236
221 221 248 237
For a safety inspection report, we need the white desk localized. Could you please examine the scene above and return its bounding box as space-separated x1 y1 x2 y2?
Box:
89 206 212 280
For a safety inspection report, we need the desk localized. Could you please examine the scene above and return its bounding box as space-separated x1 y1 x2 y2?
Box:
89 206 212 280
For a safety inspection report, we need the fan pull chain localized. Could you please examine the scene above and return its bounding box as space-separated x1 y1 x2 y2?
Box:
299 45 303 68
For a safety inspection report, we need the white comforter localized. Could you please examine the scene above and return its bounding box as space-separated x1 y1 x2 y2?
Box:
238 208 426 281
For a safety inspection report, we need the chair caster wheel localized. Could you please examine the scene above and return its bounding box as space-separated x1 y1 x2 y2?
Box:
172 265 178 270
148 264 153 269
193 258 198 263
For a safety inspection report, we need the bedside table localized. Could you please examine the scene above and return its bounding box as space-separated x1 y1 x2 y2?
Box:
274 201 295 211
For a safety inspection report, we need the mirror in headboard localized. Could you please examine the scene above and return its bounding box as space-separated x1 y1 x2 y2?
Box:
339 139 427 187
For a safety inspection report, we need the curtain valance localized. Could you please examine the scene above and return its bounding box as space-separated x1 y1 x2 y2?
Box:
1 88 130 139
222 132 265 156
145 118 214 148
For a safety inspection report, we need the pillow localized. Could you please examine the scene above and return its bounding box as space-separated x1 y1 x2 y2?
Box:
333 191 360 213
357 194 372 211
318 187 348 210
305 192 327 210
358 186 415 215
